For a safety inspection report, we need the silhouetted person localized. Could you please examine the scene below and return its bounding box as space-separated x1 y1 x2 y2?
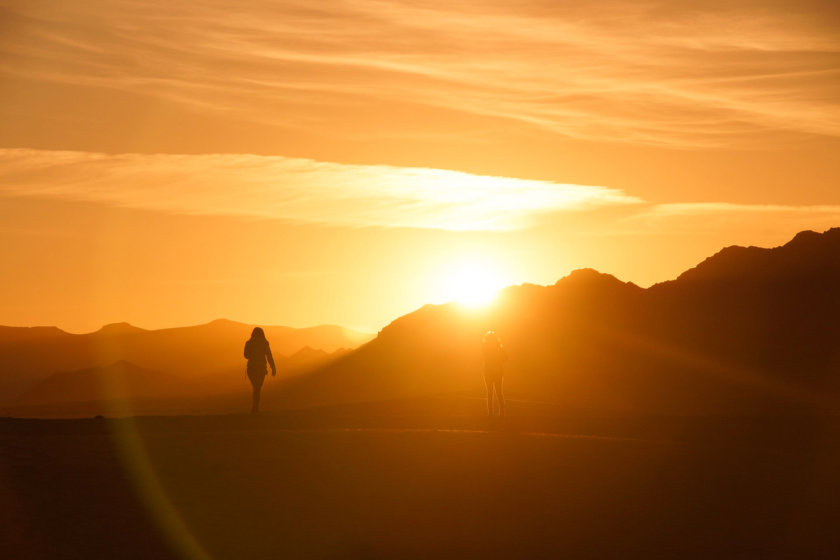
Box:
482 331 507 418
244 327 276 414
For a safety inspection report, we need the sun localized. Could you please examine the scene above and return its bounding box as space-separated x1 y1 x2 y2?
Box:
438 260 506 308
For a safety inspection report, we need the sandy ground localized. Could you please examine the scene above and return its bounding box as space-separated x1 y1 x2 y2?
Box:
2 397 840 559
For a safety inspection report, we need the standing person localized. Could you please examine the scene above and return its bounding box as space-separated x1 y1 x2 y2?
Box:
482 331 507 418
244 327 276 414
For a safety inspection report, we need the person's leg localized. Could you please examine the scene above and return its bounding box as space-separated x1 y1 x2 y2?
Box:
494 377 505 418
250 373 265 414
252 383 261 414
484 376 495 416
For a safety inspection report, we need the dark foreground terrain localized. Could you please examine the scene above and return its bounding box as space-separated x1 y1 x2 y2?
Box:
2 396 840 559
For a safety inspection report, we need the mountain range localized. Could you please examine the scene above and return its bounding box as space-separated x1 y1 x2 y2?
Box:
271 228 840 414
2 228 838 417
0 320 372 411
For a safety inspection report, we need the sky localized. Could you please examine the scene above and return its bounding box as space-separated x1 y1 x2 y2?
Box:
1 0 839 333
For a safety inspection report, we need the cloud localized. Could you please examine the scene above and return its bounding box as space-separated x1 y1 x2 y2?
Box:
0 148 639 231
2 148 839 237
1 1 838 148
615 201 840 236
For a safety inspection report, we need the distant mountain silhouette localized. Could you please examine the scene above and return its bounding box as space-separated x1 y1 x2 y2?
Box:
284 346 330 367
0 325 69 342
275 228 840 414
17 360 184 405
0 319 372 404
95 322 149 336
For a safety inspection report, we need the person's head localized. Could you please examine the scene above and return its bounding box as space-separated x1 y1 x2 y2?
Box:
484 330 500 345
251 327 265 340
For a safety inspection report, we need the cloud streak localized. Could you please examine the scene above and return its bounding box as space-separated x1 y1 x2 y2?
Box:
617 201 840 235
2 149 839 235
0 148 639 231
1 0 838 148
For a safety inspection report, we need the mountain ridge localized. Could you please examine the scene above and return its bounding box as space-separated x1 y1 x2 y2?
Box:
0 320 374 404
17 360 183 405
661 227 840 286
274 227 840 414
3 227 838 416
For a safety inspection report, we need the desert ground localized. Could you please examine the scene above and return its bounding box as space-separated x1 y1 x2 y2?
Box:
3 395 840 559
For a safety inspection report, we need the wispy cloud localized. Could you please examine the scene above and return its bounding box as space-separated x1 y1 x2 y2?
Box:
1 0 838 148
0 148 639 230
2 148 839 235
616 201 840 236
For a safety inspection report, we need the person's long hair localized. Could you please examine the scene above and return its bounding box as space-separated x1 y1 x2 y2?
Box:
484 331 500 346
251 327 265 340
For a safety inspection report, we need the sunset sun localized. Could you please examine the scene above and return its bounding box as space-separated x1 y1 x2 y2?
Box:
438 260 507 308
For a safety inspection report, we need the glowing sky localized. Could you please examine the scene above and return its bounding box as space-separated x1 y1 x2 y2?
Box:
1 0 839 332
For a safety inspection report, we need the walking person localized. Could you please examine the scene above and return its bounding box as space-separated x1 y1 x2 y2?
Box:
244 327 276 414
482 331 507 418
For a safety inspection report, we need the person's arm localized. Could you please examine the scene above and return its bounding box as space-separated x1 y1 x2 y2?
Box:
266 342 277 376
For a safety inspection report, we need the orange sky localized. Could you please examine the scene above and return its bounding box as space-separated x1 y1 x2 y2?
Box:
1 0 839 333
